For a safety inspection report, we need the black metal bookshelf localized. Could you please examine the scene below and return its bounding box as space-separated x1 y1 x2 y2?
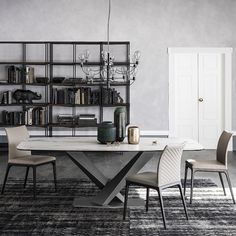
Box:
0 41 131 136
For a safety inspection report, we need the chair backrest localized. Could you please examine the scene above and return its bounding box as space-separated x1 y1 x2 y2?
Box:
157 143 185 187
216 130 232 167
5 125 31 160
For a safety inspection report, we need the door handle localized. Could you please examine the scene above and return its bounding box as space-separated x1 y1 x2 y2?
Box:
198 98 203 102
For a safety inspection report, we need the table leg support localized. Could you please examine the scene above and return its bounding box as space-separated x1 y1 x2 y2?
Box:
67 151 154 207
67 151 124 202
93 151 154 206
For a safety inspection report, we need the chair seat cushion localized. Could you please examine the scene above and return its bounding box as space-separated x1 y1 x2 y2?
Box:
126 172 158 187
186 159 226 170
9 155 56 165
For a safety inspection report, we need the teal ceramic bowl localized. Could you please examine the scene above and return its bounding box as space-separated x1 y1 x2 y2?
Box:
97 121 116 144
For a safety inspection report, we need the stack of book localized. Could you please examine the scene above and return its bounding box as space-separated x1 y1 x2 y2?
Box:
2 107 46 126
57 114 76 125
1 91 12 104
77 114 97 126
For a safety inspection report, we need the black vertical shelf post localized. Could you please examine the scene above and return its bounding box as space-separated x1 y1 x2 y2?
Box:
72 43 76 136
49 43 53 136
22 43 27 127
126 42 131 125
99 43 104 124
45 43 49 136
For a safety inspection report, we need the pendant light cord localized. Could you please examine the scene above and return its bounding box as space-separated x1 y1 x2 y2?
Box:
107 0 111 53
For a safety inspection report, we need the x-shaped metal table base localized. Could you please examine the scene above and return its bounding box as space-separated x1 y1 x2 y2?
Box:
67 151 154 208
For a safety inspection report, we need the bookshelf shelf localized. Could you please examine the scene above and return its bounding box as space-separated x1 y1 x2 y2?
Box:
102 103 129 107
51 104 99 107
0 123 47 128
0 61 50 65
0 103 48 107
0 83 48 86
0 41 131 137
48 123 98 128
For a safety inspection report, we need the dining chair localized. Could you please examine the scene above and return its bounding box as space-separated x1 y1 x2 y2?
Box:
123 143 188 229
1 125 57 199
183 130 235 204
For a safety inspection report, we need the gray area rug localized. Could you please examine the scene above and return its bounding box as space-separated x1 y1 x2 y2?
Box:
0 178 235 235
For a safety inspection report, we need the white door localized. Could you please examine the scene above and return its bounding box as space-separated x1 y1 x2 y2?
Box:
198 53 223 148
169 49 227 149
174 53 198 142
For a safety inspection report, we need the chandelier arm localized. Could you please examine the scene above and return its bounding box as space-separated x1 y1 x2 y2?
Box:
81 66 90 76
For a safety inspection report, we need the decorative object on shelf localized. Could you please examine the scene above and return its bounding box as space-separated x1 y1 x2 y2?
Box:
52 77 65 83
79 0 140 87
97 121 116 144
114 107 126 142
128 126 140 144
12 89 42 104
24 66 34 83
35 77 49 84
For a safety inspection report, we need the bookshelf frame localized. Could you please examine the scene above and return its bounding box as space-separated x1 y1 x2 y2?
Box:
0 41 131 137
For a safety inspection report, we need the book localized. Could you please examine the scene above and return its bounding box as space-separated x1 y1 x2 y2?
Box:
75 89 81 104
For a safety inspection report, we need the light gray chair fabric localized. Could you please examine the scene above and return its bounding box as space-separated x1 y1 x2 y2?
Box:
1 126 57 199
184 130 235 204
123 143 188 229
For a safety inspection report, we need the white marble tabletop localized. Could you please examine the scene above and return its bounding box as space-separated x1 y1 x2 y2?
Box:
17 137 203 152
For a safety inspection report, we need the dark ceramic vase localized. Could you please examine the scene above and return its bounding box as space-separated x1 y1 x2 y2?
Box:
114 107 126 142
97 121 116 144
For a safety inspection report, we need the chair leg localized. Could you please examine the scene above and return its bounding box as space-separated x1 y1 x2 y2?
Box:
33 167 37 199
157 187 166 229
190 169 195 204
219 172 226 196
224 171 235 204
178 184 189 220
52 161 57 192
1 164 11 195
183 164 188 196
146 187 149 212
123 182 130 220
24 167 30 188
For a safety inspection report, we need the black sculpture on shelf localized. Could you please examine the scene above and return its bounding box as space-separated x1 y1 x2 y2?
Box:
13 89 42 103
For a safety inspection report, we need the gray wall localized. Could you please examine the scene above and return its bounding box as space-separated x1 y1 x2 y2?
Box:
0 0 236 132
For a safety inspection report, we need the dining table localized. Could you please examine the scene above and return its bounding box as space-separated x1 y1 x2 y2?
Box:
17 136 203 208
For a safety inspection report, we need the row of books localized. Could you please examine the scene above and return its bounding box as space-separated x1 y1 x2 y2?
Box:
2 107 46 125
53 87 100 105
52 87 124 105
8 66 34 84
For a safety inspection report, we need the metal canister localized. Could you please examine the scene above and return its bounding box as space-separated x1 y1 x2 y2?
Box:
128 126 140 144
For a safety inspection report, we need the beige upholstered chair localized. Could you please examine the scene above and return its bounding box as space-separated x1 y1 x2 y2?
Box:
123 144 188 229
184 130 235 204
1 126 57 199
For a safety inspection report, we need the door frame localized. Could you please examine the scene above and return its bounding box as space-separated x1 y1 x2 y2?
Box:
168 47 233 149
